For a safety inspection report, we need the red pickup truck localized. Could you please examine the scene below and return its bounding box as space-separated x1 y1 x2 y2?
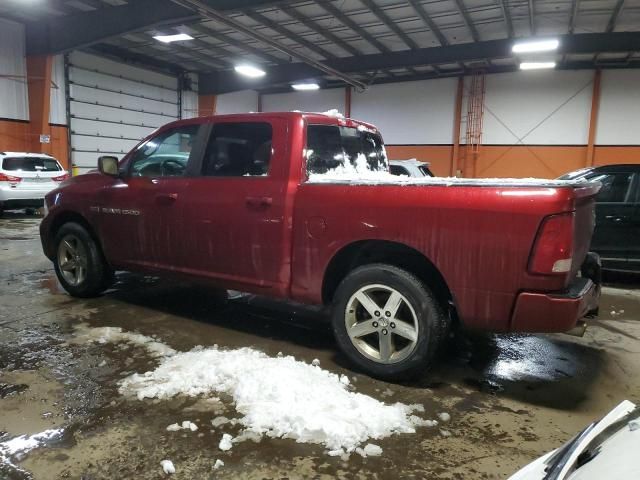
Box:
40 112 601 379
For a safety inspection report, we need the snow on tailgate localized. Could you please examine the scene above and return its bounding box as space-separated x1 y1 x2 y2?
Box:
75 325 434 453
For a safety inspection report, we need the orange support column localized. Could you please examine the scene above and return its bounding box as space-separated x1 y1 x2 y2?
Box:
26 55 53 154
586 69 602 167
198 94 217 116
345 86 352 118
451 76 464 176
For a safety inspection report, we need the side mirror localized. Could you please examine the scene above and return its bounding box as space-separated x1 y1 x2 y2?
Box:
98 156 119 177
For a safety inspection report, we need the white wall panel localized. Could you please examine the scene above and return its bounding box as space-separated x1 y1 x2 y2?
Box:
49 55 67 125
596 70 640 145
68 52 179 172
262 88 345 113
0 18 29 120
480 70 592 145
351 78 457 144
215 90 258 114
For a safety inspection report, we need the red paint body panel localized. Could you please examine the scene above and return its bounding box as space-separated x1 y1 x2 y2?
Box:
40 112 600 334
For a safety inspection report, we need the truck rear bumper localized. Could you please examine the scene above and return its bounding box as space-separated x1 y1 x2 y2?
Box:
510 254 601 333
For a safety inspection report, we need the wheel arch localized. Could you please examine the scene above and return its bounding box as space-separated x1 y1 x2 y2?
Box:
322 240 456 322
45 211 105 262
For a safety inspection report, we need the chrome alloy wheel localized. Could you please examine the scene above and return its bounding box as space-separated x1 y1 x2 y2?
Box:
344 284 419 364
57 234 88 286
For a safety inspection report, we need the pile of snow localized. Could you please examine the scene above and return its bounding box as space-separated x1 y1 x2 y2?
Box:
71 324 176 357
166 421 198 432
322 108 344 119
213 459 224 470
160 459 175 474
72 325 437 453
218 433 233 451
118 345 430 452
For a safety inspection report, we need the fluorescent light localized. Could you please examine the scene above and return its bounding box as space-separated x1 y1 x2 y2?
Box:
234 65 266 78
512 39 559 53
520 61 557 70
153 33 194 43
292 83 320 91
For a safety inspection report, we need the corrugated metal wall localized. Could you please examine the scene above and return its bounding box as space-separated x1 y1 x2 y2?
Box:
67 52 180 174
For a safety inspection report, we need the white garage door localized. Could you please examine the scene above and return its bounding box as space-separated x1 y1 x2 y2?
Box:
68 52 180 174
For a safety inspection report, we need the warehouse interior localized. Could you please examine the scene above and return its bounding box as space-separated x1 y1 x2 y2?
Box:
1 0 639 178
1 1 640 479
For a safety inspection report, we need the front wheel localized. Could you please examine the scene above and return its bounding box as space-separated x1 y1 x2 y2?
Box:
331 264 447 381
53 222 113 298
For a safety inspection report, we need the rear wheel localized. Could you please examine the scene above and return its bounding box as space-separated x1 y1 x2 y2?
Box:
331 264 447 380
53 222 113 297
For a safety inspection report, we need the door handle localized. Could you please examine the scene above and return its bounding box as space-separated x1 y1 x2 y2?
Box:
245 196 273 208
155 193 178 206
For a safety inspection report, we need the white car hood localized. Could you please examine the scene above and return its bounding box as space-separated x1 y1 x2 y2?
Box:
509 400 638 480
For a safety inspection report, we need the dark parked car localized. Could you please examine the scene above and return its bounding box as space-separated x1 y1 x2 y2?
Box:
559 164 640 272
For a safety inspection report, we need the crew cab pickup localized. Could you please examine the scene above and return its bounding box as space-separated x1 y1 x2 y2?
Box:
40 112 601 379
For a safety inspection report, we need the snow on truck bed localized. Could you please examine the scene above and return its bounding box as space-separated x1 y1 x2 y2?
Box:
73 325 439 454
306 155 586 187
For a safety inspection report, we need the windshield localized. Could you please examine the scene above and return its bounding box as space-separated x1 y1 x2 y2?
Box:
2 157 62 172
306 124 387 175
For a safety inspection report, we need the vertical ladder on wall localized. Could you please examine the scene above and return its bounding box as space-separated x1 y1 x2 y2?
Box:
463 70 486 177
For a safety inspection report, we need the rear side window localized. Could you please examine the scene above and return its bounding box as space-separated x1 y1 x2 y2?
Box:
419 165 434 177
2 157 61 172
306 125 387 174
590 173 634 203
202 122 272 177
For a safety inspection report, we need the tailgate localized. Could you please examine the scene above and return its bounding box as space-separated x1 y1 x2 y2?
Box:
571 184 600 278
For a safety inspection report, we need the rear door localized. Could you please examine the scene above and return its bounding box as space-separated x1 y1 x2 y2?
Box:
178 118 291 293
589 171 639 270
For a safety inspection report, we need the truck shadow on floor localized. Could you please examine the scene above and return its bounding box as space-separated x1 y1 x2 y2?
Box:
100 273 606 410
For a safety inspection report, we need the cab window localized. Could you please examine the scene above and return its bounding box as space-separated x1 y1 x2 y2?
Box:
202 122 273 177
129 125 199 177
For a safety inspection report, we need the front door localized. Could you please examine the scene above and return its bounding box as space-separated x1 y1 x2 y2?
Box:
590 171 639 270
179 118 291 294
96 123 202 271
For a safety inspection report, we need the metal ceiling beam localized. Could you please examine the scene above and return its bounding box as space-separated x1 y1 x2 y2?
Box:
188 24 284 65
283 7 362 57
407 0 448 46
568 0 580 34
242 10 337 60
606 0 626 32
316 1 391 53
359 0 419 50
172 0 368 89
496 0 514 38
452 0 480 42
528 0 535 34
200 32 640 94
26 0 287 54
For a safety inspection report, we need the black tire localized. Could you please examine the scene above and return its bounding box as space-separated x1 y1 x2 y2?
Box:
331 263 447 381
53 222 113 298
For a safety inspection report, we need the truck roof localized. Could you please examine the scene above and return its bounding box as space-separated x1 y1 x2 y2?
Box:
168 111 379 133
0 152 57 158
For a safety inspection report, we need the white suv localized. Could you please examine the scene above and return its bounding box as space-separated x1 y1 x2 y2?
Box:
0 152 69 214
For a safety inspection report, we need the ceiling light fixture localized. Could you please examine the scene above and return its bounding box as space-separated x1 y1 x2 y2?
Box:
512 39 559 54
153 33 194 43
520 61 557 70
292 83 320 91
234 65 266 78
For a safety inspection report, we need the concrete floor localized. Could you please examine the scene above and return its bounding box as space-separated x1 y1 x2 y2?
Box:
1 212 639 480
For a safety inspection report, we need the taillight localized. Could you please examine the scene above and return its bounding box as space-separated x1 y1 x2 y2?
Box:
529 212 574 275
0 173 22 183
52 173 70 182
